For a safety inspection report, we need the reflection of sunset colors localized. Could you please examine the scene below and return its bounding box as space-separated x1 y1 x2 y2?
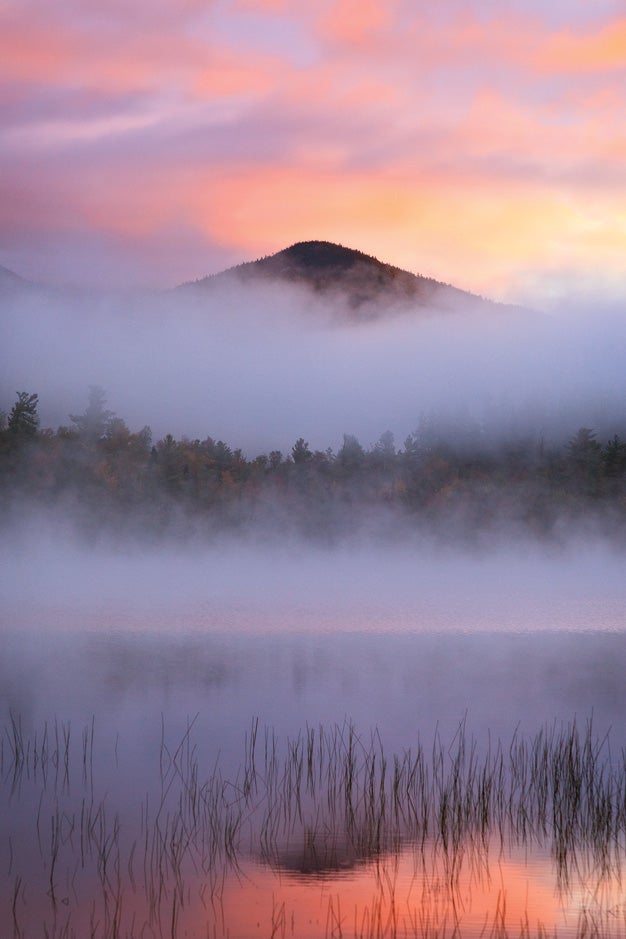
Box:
213 846 625 938
6 842 625 937
1 1 625 303
3 661 626 937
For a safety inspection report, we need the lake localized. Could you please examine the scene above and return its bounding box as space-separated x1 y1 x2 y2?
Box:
1 538 625 937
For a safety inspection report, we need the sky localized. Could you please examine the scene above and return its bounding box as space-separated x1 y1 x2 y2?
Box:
0 0 625 306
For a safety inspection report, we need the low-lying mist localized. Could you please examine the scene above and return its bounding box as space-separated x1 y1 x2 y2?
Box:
2 512 626 765
2 268 625 939
1 277 625 452
3 274 626 557
2 515 625 635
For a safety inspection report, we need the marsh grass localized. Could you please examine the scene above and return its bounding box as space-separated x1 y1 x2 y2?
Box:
1 713 625 937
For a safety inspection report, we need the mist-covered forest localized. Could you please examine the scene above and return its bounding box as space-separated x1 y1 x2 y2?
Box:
2 386 626 545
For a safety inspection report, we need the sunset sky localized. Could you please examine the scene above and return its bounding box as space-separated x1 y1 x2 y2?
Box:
1 0 625 305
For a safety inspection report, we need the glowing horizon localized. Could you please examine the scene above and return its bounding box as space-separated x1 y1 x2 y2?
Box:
1 1 625 306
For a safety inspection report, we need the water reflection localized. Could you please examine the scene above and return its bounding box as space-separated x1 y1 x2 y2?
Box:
2 628 626 749
231 844 625 939
1 603 625 937
2 707 625 937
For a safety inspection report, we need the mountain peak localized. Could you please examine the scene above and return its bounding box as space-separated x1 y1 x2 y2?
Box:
180 240 518 320
218 239 429 286
275 240 377 269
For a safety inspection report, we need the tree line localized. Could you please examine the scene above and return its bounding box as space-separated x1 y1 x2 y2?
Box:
2 387 626 542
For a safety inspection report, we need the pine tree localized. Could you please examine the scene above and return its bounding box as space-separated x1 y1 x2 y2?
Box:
8 391 39 437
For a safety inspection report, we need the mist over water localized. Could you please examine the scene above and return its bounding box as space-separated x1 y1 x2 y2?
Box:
2 519 625 762
2 526 626 633
2 271 625 688
2 273 626 937
2 269 625 720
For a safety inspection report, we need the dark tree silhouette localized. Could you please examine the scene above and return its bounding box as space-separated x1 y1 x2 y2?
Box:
8 391 39 437
337 434 365 471
292 438 312 464
602 435 626 478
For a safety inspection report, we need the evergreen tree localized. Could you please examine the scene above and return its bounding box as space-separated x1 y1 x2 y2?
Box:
8 391 39 437
70 385 114 440
602 435 626 477
337 434 365 472
292 437 312 464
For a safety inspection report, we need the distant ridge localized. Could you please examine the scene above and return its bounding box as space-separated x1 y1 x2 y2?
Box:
179 240 515 318
0 264 30 292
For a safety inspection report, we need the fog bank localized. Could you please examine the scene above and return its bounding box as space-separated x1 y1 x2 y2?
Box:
2 280 625 452
2 521 625 635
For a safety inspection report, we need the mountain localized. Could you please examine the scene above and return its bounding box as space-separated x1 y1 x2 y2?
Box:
0 264 31 293
179 240 520 319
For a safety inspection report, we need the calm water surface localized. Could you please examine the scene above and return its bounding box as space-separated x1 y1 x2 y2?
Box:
2 542 626 936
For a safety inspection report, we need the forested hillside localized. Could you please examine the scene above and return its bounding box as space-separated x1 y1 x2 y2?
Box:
2 387 625 544
179 240 520 319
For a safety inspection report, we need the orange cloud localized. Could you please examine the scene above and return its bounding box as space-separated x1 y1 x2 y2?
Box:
2 0 626 301
179 161 625 300
538 17 626 72
451 87 626 173
12 148 622 298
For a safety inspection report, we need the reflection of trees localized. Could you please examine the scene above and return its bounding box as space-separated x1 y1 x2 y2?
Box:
85 634 230 696
2 715 625 937
270 829 375 878
245 719 625 895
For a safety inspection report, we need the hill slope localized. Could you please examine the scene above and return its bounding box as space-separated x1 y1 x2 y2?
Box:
0 264 30 293
180 240 513 318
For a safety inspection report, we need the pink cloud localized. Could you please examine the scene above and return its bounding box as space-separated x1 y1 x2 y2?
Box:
538 17 626 72
0 21 79 84
1 0 625 302
444 87 626 180
193 49 285 99
316 0 395 48
233 0 291 12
